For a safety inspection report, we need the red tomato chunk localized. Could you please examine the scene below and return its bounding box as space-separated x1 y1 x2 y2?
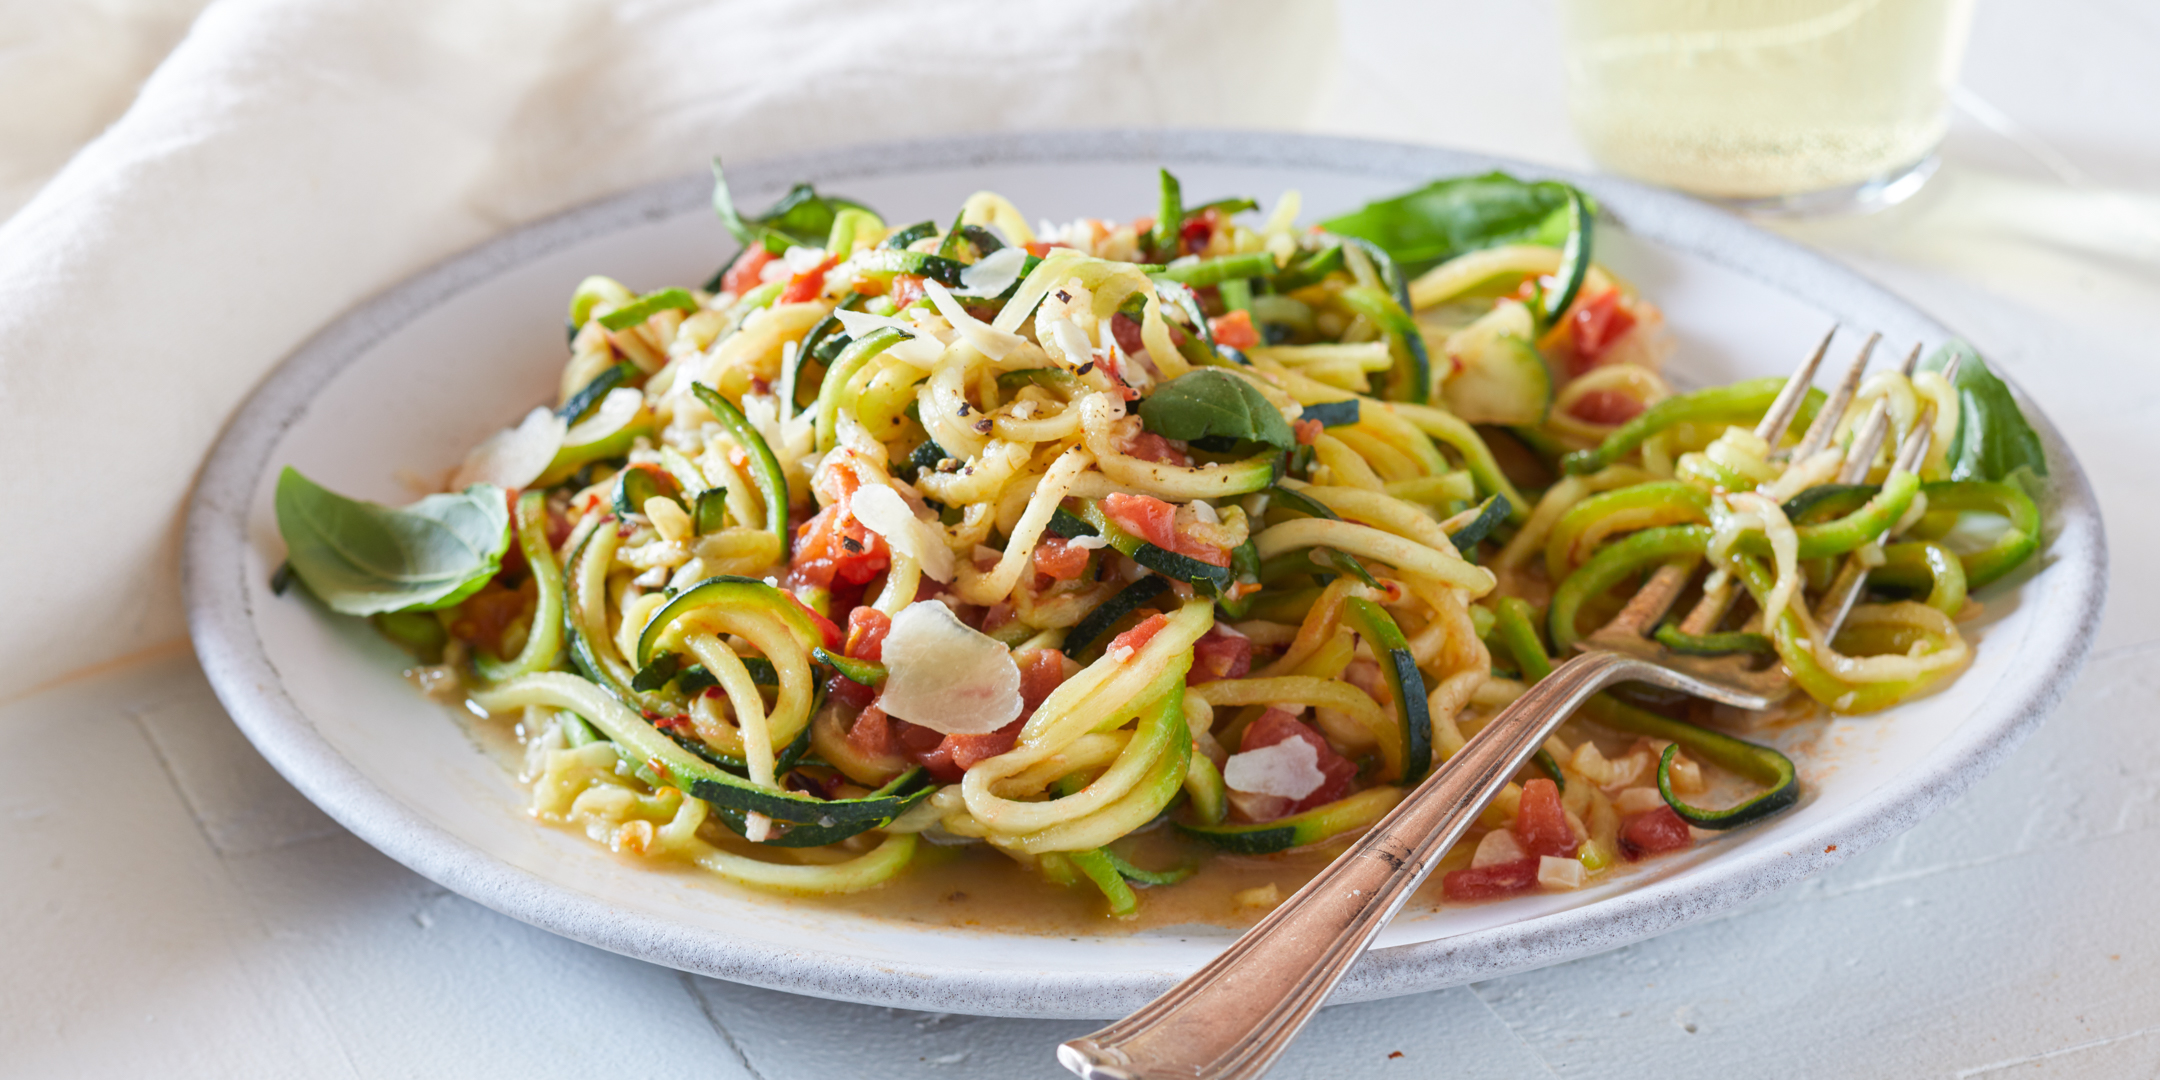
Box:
1512 778 1578 858
1442 857 1542 901
722 246 778 297
1620 806 1693 860
1238 709 1355 816
1188 624 1253 684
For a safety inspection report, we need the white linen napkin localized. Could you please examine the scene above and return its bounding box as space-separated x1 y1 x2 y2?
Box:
0 0 1337 699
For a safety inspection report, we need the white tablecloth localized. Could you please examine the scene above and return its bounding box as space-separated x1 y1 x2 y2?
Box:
5 0 2158 1076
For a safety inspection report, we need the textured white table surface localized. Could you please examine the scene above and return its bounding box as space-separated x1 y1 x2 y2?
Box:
7 2 2158 1077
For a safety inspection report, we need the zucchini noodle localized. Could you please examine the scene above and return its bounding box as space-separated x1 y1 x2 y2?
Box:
301 167 2043 918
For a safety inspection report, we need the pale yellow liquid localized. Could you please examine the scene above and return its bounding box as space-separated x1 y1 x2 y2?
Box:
1560 0 1974 199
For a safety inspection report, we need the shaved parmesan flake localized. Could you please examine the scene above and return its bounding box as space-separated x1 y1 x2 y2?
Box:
1044 316 1096 369
1067 534 1110 550
833 308 919 342
782 245 828 273
851 483 956 583
1223 738 1325 799
958 246 1028 298
922 279 1026 361
452 406 565 491
877 601 1023 734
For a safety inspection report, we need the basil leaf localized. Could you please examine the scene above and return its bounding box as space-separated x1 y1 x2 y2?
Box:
1320 172 1591 276
710 158 874 256
1918 342 2049 484
1138 369 1296 451
274 467 511 616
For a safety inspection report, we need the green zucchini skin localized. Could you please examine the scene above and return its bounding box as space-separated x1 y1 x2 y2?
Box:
812 646 886 687
881 220 937 249
471 673 923 827
1048 504 1233 593
689 382 791 548
1063 575 1172 657
1176 787 1403 855
557 361 637 423
636 575 826 667
1447 494 1512 553
1780 483 1878 523
849 249 969 287
1298 399 1360 428
1342 598 1433 786
610 463 684 517
1535 189 1592 329
1264 485 1340 521
711 767 933 847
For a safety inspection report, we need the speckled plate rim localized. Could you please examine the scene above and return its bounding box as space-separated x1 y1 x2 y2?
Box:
184 129 2107 1018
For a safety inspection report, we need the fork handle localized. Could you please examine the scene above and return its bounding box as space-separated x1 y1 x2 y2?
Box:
1058 650 1647 1080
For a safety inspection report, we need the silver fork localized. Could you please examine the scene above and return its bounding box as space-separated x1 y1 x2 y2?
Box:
1057 333 1941 1080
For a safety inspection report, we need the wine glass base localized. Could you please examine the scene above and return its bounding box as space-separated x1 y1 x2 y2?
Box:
1707 154 1941 219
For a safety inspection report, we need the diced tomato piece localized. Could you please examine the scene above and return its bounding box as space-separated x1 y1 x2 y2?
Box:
1442 856 1542 901
451 580 530 660
1179 211 1216 254
1566 389 1646 426
787 499 890 591
827 672 875 710
1016 648 1068 719
1620 806 1693 860
847 703 896 758
1124 431 1193 466
1568 289 1637 368
1032 536 1093 582
780 590 843 650
778 254 838 304
1189 624 1253 684
1107 311 1189 356
1102 493 1180 550
844 607 892 662
722 245 779 297
888 273 927 310
1293 417 1323 445
1513 778 1577 858
1209 309 1261 349
1108 613 1169 658
923 718 1022 781
1238 709 1356 814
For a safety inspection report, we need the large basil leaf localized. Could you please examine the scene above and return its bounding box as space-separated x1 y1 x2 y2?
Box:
1320 172 1588 276
710 158 874 257
274 467 511 616
1138 369 1296 451
1918 342 2049 483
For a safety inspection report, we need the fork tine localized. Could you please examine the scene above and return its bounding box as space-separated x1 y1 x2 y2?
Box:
1595 562 1693 639
1754 326 1835 447
1834 396 1893 485
1790 330 1875 461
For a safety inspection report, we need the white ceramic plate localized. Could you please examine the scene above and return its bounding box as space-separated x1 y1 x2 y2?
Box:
185 131 2105 1019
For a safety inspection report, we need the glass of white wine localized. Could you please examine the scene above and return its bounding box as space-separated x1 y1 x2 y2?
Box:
1558 0 1975 215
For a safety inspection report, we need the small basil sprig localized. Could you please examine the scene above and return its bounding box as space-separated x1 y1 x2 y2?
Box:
1137 369 1295 451
1319 171 1591 276
1918 342 2049 485
273 467 511 616
704 158 877 290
